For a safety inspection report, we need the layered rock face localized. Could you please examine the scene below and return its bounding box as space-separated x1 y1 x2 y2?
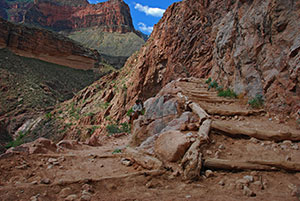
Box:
0 18 100 69
124 0 300 115
3 0 145 67
6 0 135 34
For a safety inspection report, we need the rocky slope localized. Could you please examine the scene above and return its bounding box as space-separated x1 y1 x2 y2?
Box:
18 0 300 146
2 0 146 67
0 48 113 153
124 0 300 115
0 18 101 69
0 79 300 200
0 17 115 153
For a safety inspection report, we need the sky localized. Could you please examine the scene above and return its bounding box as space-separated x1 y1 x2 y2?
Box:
88 0 181 35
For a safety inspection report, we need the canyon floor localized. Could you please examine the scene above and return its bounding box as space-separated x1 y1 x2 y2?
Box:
1 79 300 201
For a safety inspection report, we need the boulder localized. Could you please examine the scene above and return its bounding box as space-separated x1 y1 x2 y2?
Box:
5 137 57 154
86 135 101 147
57 140 80 150
155 130 191 162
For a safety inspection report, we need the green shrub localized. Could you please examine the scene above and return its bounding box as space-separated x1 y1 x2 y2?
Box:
218 88 237 99
106 124 122 135
297 119 300 128
126 108 134 117
106 122 131 135
88 126 99 135
122 84 127 91
45 112 52 120
216 86 224 92
86 112 95 117
69 103 80 119
5 131 27 149
205 77 212 84
112 148 122 154
120 122 130 133
208 80 219 90
248 94 264 109
127 108 145 116
99 102 110 109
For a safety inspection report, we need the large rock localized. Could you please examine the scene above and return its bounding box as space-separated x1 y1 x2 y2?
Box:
6 137 57 154
154 130 191 162
57 140 80 150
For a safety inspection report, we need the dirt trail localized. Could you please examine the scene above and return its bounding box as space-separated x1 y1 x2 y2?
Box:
1 79 300 201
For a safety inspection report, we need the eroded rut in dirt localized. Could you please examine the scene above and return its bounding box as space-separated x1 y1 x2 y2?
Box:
1 78 300 201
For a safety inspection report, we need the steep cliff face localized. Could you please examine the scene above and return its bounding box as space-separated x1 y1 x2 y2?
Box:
3 0 145 67
123 0 300 115
6 0 135 33
0 18 100 69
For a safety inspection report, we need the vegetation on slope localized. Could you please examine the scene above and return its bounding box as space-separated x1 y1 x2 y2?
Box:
0 48 102 116
0 48 114 151
23 51 140 144
67 29 145 57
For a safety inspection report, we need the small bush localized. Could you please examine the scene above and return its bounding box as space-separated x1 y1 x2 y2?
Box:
106 124 122 135
99 102 110 109
218 88 237 99
5 131 26 149
106 122 131 135
205 77 212 84
127 108 145 116
112 148 122 154
248 94 264 109
89 125 99 135
126 108 134 117
86 112 95 117
208 80 218 90
216 86 224 92
45 112 52 120
122 84 127 91
120 122 130 133
69 103 80 120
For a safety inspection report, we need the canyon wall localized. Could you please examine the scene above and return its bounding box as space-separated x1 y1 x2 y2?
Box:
123 0 300 115
0 18 100 69
4 0 135 34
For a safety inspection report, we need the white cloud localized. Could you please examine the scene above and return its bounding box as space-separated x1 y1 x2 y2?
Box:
138 22 153 34
134 3 165 17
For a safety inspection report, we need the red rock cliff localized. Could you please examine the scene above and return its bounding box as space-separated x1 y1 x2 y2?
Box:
0 18 100 69
121 0 300 116
7 0 135 33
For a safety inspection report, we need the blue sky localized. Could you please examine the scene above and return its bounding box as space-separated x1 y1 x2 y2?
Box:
88 0 181 35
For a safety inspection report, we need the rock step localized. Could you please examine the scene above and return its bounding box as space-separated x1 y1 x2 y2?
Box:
188 96 236 103
203 158 300 172
203 106 264 116
212 120 300 142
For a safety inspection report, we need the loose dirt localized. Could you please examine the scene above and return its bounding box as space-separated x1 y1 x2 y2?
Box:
1 79 300 201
